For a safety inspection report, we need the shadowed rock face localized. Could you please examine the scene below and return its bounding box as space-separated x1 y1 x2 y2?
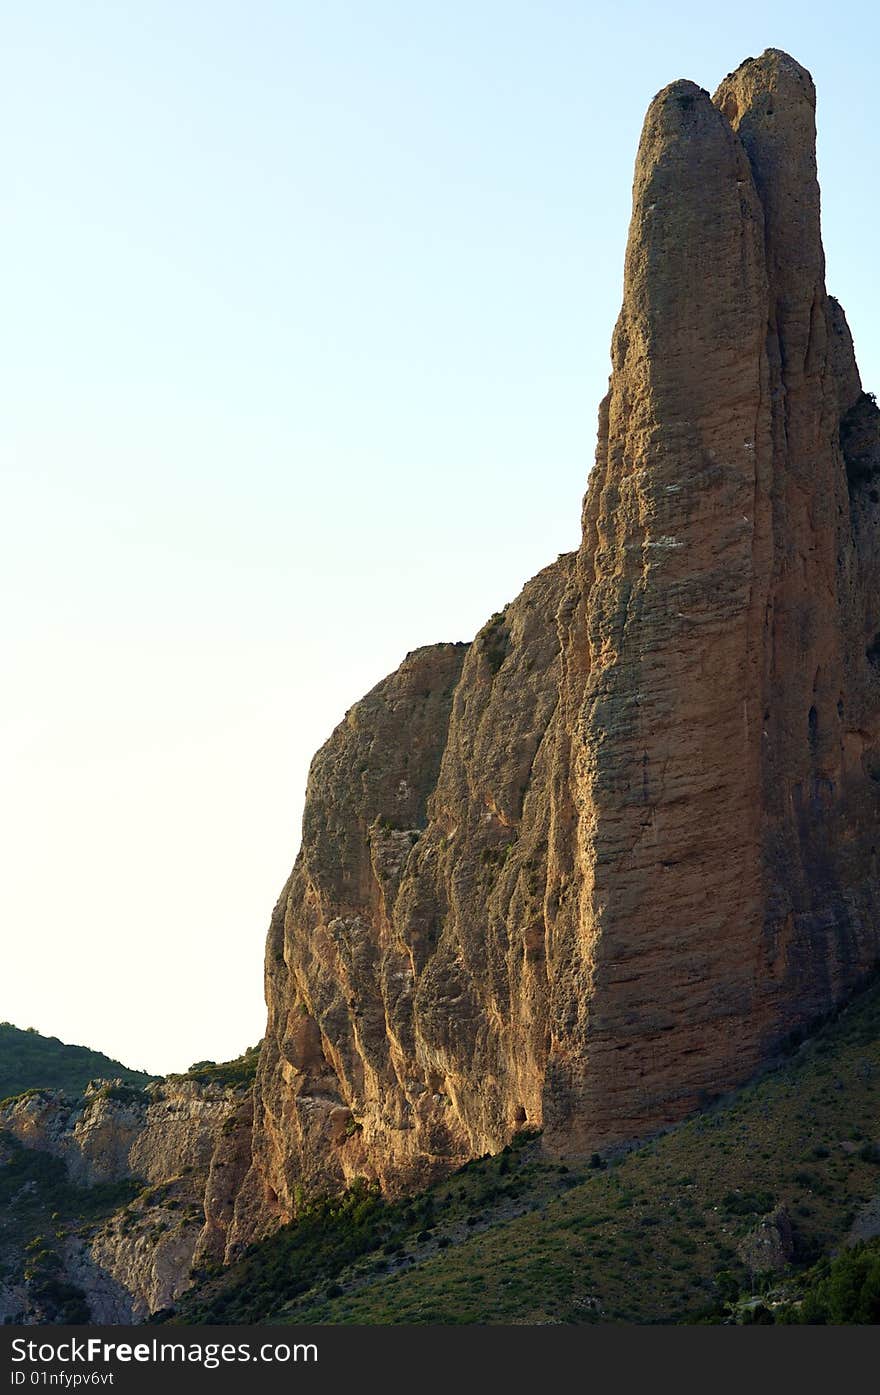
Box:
229 50 880 1249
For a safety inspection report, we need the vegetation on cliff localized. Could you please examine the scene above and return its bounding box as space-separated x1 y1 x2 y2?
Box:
166 1043 261 1091
0 1131 141 1323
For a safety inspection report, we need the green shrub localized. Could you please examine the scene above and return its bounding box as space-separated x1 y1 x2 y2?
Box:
169 1043 261 1090
794 1240 880 1324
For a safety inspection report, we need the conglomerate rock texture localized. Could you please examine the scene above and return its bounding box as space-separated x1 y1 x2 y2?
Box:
226 49 880 1248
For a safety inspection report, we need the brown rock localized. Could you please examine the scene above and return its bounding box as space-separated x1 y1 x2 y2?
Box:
228 49 880 1246
544 75 773 1151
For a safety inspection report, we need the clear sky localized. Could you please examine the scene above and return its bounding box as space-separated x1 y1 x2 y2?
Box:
3 1 879 1075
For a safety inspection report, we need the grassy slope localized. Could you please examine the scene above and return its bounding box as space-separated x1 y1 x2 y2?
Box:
173 976 880 1325
0 1023 156 1102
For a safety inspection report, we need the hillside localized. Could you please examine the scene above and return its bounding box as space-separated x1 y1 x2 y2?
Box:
0 1023 156 1102
170 975 880 1325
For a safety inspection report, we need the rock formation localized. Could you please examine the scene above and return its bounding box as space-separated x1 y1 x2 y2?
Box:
0 1078 249 1322
4 50 879 1320
229 49 880 1248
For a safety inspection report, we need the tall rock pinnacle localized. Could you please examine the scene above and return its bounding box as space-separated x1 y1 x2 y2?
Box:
543 77 774 1150
544 50 880 1151
222 51 880 1247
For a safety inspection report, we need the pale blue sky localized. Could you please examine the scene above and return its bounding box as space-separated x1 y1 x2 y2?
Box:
3 1 878 1073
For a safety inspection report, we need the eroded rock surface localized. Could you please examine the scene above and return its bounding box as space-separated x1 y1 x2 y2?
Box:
7 51 878 1313
0 1079 249 1322
230 50 880 1247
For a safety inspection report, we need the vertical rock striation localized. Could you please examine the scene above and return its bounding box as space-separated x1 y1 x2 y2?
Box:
230 50 880 1247
542 75 774 1149
543 51 880 1150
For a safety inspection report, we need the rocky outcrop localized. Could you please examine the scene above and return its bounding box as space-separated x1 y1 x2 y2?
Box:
228 49 880 1246
1 1079 246 1192
737 1206 795 1277
0 1078 249 1322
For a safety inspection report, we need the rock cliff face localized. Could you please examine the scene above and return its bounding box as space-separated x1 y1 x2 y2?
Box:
0 1079 249 1322
6 52 878 1320
229 49 880 1246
